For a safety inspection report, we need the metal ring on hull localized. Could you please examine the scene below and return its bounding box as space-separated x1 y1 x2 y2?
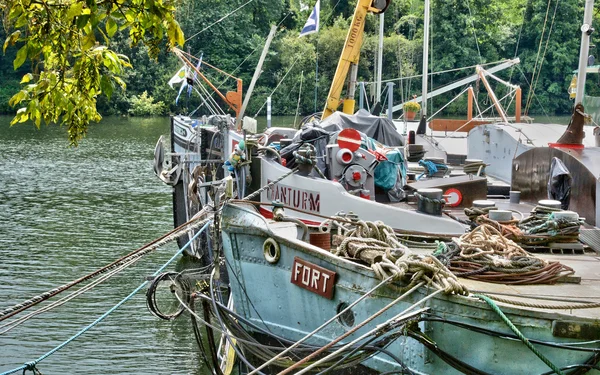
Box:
263 238 281 264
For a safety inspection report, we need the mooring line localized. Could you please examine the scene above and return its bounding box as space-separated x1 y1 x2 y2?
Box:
0 220 211 375
0 207 212 324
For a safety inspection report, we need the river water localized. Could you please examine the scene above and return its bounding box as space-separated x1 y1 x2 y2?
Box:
0 116 208 374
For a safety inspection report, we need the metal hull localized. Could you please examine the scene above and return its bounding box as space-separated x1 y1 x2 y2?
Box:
221 203 600 374
257 158 466 235
512 146 600 226
467 122 596 183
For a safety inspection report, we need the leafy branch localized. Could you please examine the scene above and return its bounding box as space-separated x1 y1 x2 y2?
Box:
1 0 184 145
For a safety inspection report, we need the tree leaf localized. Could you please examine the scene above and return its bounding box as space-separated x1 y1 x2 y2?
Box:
11 107 29 125
76 14 91 29
3 30 21 53
100 75 114 99
67 2 84 20
14 45 27 70
106 17 118 37
20 73 33 84
9 90 26 107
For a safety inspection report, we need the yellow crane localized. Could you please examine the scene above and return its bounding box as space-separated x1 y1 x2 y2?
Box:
322 0 391 120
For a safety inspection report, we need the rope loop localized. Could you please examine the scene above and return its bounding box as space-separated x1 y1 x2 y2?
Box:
22 362 41 375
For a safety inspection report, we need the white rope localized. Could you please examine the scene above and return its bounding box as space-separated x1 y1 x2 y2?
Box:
292 287 441 375
0 256 141 335
247 275 397 375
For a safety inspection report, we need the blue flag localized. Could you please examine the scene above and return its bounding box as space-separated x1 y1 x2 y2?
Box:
299 0 319 37
188 53 203 97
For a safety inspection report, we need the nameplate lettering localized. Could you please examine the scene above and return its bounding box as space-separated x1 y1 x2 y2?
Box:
291 257 336 299
266 181 321 213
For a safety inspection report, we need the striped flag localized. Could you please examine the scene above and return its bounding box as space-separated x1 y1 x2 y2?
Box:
299 0 319 37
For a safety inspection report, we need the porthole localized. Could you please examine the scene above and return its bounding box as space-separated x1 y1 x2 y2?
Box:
263 238 280 264
337 302 355 328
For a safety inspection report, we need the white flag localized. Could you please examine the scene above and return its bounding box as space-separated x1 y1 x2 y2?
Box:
168 66 187 88
299 0 319 37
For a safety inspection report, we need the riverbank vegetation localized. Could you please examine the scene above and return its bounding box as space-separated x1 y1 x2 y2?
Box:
1 0 597 142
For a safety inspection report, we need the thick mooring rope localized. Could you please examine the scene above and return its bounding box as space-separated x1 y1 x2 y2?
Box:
0 221 211 375
0 206 213 324
324 217 467 295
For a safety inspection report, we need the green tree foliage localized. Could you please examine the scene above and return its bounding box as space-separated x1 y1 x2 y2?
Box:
128 91 166 115
3 0 600 141
1 0 184 145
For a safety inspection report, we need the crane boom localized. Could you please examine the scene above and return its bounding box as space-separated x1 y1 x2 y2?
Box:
322 0 390 120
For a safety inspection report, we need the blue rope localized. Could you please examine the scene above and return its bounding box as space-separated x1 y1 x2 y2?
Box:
1 220 211 375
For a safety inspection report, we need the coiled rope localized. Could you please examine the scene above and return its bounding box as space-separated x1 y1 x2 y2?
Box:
443 224 574 284
324 216 467 295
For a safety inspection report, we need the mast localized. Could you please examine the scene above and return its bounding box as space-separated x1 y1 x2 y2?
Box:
555 0 594 146
376 13 384 103
421 0 430 118
575 0 595 104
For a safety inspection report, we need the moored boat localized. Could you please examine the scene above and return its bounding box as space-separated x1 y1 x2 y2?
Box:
216 201 600 374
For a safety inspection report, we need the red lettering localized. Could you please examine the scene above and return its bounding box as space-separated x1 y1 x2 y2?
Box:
309 194 320 212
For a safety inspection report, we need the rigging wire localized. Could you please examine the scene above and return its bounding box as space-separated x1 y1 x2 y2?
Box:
524 0 556 114
508 4 527 83
366 60 513 85
517 65 551 117
185 0 256 42
525 0 559 115
253 59 300 117
464 0 482 63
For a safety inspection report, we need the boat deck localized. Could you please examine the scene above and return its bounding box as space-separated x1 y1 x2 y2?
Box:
384 199 600 321
409 245 600 320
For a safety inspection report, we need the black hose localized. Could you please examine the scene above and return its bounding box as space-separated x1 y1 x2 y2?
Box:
423 316 600 353
189 299 218 374
209 271 267 375
407 329 493 375
202 299 224 375
146 272 186 320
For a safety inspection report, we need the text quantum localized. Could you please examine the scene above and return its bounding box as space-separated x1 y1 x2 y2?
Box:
291 257 336 299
